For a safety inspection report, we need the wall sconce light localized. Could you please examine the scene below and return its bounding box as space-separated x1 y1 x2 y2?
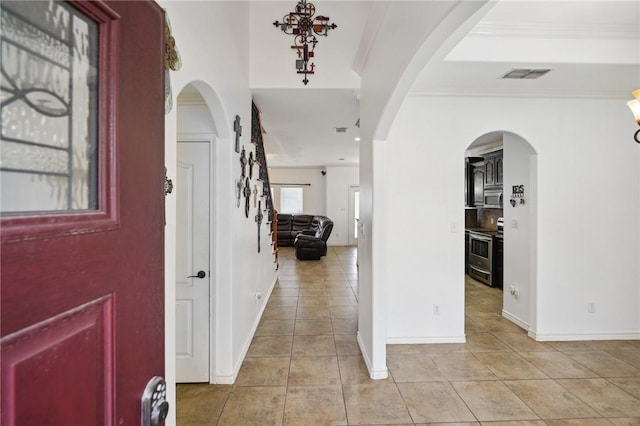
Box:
626 89 640 143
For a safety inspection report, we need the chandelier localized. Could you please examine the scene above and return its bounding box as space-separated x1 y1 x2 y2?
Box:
273 0 337 85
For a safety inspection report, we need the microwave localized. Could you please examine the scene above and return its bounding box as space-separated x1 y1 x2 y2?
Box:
483 189 503 208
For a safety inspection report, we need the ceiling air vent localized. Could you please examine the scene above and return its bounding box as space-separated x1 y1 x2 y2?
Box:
502 69 551 79
335 127 348 133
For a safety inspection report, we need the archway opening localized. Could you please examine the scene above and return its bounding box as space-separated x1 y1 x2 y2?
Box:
464 131 537 335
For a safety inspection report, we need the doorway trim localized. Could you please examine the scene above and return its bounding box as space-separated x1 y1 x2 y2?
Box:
177 132 217 383
348 185 360 246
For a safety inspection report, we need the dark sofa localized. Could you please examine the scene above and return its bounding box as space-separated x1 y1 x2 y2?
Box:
276 214 334 260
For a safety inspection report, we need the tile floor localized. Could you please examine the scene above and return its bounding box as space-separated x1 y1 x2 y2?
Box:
177 246 640 425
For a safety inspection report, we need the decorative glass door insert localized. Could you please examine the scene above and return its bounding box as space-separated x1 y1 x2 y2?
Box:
1 0 99 213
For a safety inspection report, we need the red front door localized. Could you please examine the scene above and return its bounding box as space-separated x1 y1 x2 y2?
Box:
1 1 165 424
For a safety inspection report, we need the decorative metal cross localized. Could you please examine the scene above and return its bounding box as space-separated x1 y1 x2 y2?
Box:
253 184 258 208
255 201 264 252
235 179 243 208
234 115 242 153
248 151 254 179
273 0 337 85
240 146 247 178
243 177 251 218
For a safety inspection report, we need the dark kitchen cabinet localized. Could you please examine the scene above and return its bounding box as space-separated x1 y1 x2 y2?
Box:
465 157 483 207
473 165 485 206
484 150 503 189
493 235 504 289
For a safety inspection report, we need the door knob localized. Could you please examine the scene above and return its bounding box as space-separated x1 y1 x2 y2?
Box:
187 270 206 279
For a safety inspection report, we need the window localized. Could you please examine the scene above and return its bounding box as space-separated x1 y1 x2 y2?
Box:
280 187 303 214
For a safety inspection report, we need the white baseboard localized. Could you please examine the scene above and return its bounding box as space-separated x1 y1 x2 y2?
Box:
357 331 388 380
501 310 529 331
386 336 466 344
528 330 640 342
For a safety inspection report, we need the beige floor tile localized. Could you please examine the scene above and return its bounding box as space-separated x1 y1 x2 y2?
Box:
565 351 640 377
473 352 548 380
605 350 640 369
607 418 640 425
342 383 413 425
262 306 297 320
235 357 290 386
298 296 329 307
432 353 497 381
544 419 616 426
609 377 640 399
476 422 544 426
465 333 513 352
557 378 640 417
331 318 358 335
587 340 640 351
297 287 325 297
338 355 389 385
330 306 358 319
295 304 331 319
335 334 361 356
246 336 293 357
255 319 295 336
176 384 231 426
451 381 539 422
504 379 600 419
387 353 446 382
326 287 356 297
492 332 555 352
292 335 336 356
284 385 347 426
546 341 598 352
415 342 468 354
398 382 476 423
329 296 358 307
471 316 526 333
217 386 286 426
466 316 486 332
294 319 333 335
386 344 424 355
288 356 341 386
518 351 599 378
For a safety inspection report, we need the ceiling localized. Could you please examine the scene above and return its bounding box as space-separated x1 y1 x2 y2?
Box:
180 1 640 167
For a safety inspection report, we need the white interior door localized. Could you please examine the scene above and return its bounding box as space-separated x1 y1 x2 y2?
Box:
348 186 360 246
176 141 210 382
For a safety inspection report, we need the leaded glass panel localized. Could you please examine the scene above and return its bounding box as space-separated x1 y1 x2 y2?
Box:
1 0 99 213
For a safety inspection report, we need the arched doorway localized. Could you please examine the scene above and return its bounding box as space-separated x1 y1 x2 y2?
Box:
464 131 538 335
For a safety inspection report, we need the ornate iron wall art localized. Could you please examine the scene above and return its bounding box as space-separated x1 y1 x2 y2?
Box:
273 0 337 85
243 177 251 218
234 115 242 153
255 200 264 252
240 145 247 178
235 179 243 208
253 184 258 208
248 151 254 179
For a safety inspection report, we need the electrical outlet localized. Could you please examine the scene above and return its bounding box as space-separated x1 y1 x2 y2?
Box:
433 305 440 315
509 286 519 298
588 303 595 314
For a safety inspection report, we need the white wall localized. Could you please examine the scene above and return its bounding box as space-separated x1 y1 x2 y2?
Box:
384 94 640 343
177 104 216 134
160 3 278 425
326 166 359 245
502 133 536 329
269 167 326 215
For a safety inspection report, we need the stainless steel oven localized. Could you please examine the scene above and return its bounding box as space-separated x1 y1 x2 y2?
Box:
468 231 493 286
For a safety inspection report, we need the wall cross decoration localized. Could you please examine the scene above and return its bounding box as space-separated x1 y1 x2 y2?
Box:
243 177 251 218
273 0 337 85
234 115 242 153
255 201 264 252
240 146 247 178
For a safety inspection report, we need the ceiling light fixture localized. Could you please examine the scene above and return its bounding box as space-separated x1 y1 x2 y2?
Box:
502 69 551 79
273 0 337 85
626 89 640 143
